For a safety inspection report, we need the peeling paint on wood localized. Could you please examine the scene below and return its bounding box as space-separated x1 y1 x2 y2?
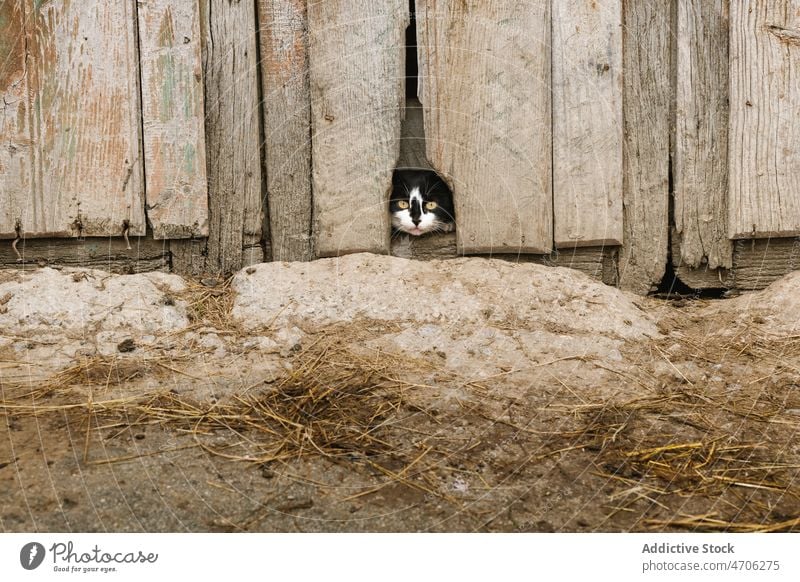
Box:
137 0 208 240
0 0 35 238
1 0 145 239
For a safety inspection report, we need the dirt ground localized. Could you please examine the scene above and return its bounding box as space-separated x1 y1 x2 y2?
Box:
1 255 799 532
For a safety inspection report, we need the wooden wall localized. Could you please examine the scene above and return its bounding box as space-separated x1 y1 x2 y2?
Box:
674 0 731 272
729 0 800 240
673 0 800 289
3 0 800 293
617 1 672 294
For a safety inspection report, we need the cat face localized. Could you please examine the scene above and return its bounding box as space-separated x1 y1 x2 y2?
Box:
390 169 455 236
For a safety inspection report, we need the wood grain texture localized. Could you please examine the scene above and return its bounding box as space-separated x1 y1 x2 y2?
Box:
0 1 34 239
732 238 800 290
168 237 206 277
137 0 208 240
729 0 800 239
258 0 313 261
308 0 407 257
0 236 168 273
617 1 672 294
203 0 264 272
671 227 732 289
0 0 145 239
674 0 732 269
417 0 552 254
552 0 623 248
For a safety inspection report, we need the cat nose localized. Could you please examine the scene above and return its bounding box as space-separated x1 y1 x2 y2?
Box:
410 199 421 225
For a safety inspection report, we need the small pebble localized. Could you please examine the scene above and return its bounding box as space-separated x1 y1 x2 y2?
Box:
117 338 136 353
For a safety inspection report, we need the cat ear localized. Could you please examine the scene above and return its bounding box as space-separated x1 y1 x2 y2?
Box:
392 169 408 187
432 174 451 193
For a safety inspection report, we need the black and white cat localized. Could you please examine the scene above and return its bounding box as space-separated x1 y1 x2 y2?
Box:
390 169 455 236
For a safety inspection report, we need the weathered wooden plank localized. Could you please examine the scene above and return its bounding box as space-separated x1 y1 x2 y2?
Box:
170 237 264 275
729 1 800 239
552 0 623 248
732 238 800 290
203 0 264 272
542 247 614 284
0 237 169 273
258 0 313 262
308 0 407 257
168 238 206 277
417 0 552 254
671 227 732 289
391 231 457 261
674 0 732 269
617 1 672 294
672 230 800 292
390 232 614 283
1 0 145 239
137 0 208 240
35 0 144 237
0 1 35 239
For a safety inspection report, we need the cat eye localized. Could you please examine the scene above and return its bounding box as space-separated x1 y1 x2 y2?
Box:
397 201 409 209
425 201 438 210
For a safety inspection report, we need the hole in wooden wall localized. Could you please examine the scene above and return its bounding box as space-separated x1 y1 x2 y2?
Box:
391 1 457 259
398 3 441 176
397 0 428 173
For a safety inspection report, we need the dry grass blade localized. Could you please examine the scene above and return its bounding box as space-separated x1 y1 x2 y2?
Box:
645 514 800 533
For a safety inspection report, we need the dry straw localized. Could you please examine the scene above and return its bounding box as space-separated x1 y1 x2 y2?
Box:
542 309 800 532
2 325 464 505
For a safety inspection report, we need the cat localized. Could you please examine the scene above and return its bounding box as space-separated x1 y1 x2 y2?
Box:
390 169 455 236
